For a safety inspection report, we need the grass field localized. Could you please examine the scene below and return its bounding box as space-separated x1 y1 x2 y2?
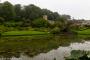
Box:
2 31 49 36
77 29 90 35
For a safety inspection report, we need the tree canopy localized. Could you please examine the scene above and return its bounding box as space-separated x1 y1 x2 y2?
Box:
0 1 71 27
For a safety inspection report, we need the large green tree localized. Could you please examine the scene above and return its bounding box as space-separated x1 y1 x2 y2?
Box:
14 4 22 21
1 1 15 21
0 3 3 17
0 1 72 28
42 9 61 21
24 4 42 20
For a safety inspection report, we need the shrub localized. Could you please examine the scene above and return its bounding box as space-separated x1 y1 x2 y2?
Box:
32 18 49 28
50 27 60 34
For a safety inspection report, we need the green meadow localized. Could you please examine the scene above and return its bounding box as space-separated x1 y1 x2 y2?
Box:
77 29 90 35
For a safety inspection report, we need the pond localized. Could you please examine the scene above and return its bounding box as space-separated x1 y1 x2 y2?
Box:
0 35 90 60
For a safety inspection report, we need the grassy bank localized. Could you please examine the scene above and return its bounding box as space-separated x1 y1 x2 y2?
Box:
2 31 49 36
76 29 90 35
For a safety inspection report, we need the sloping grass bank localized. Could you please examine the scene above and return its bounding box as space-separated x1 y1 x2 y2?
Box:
77 29 90 35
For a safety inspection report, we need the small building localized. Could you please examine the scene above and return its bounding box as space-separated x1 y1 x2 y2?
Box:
43 15 48 20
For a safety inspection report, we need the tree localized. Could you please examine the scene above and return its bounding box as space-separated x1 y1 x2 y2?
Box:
61 15 71 20
0 3 3 17
42 9 54 20
24 4 42 20
0 1 72 29
1 1 15 21
21 18 31 27
42 9 60 21
14 4 22 21
53 12 60 21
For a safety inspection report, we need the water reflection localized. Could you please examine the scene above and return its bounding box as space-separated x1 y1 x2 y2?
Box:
0 35 90 60
66 50 90 60
24 41 90 60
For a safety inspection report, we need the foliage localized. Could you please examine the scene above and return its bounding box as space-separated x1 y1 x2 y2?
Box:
0 1 71 28
50 27 61 34
0 1 73 34
0 17 5 23
42 9 60 21
66 50 90 60
14 4 22 21
0 25 6 32
21 19 31 27
77 29 90 35
32 18 49 28
1 1 15 21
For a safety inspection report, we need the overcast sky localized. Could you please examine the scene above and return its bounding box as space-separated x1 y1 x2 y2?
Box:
1 0 90 20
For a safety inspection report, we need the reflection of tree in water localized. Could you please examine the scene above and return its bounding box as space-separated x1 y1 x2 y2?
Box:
66 50 90 60
0 35 89 58
0 51 20 60
1 58 11 60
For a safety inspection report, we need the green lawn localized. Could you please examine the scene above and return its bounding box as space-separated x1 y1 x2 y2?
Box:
2 31 49 36
77 29 90 35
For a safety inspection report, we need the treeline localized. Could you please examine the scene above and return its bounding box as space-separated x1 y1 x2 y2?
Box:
0 1 71 27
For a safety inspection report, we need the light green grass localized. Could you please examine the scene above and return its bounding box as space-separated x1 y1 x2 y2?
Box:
77 29 90 35
2 31 49 36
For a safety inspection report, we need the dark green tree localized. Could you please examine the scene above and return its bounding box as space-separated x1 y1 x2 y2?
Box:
24 4 42 20
14 4 22 21
0 3 3 17
1 1 15 21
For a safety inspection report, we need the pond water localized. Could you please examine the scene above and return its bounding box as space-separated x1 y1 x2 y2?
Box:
0 35 90 60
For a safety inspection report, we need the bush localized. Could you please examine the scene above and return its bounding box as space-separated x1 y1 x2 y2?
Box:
50 27 61 34
0 17 5 23
32 18 49 28
0 25 6 32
